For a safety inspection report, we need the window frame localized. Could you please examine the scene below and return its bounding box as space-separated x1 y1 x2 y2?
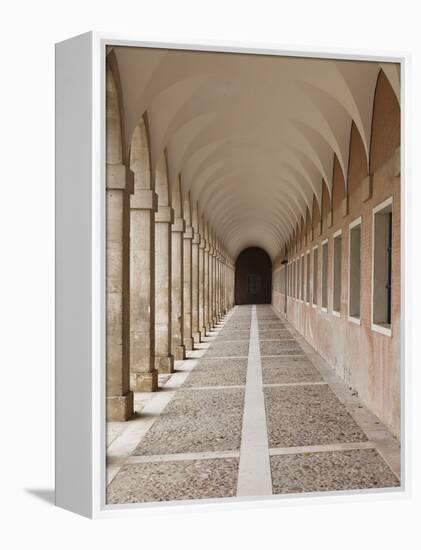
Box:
300 253 305 302
312 245 318 308
371 196 393 337
348 216 362 325
332 229 342 317
321 238 329 313
306 250 311 305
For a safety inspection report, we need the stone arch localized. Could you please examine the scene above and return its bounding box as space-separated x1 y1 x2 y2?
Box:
369 70 400 174
106 51 126 165
332 154 346 223
348 121 369 210
129 115 153 192
155 150 171 207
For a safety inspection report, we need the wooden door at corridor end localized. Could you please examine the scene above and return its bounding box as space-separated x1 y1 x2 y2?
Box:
235 247 272 304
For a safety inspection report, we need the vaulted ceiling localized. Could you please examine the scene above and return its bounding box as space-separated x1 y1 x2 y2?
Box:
110 46 400 261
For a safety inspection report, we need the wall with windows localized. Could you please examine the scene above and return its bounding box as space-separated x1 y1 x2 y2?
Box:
271 72 400 437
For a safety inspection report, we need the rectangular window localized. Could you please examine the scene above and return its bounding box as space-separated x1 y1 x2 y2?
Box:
333 231 342 314
349 218 362 320
373 198 393 333
312 247 318 306
301 255 305 301
306 251 311 303
321 239 328 310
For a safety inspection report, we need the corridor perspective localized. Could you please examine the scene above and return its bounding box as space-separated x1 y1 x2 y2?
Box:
105 45 401 504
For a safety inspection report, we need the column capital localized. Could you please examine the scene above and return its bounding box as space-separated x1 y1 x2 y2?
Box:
172 217 186 233
192 233 200 245
106 164 134 193
130 189 158 211
183 225 194 240
200 238 207 250
155 205 174 224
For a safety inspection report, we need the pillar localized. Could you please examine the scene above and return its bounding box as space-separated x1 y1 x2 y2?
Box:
192 229 201 343
183 223 194 350
106 163 134 420
211 244 217 326
130 186 158 392
199 230 207 336
155 204 175 373
171 216 186 360
204 232 211 332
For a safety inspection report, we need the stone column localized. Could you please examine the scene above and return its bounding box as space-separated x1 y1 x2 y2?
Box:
183 224 194 350
204 238 211 332
192 230 201 343
130 187 158 392
209 243 214 328
155 205 174 373
171 216 186 360
215 250 220 321
106 163 134 421
199 234 206 336
217 251 222 320
211 245 217 326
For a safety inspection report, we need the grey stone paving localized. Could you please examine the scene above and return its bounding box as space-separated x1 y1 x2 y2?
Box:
223 322 251 330
133 388 245 455
182 361 247 387
259 329 292 340
270 449 399 494
108 458 239 503
217 330 250 341
262 362 323 384
257 322 287 330
262 356 313 367
205 341 249 357
106 305 400 505
260 340 304 356
260 340 304 357
264 384 368 447
196 357 248 370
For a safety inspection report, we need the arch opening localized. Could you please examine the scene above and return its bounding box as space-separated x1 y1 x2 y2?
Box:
235 247 272 305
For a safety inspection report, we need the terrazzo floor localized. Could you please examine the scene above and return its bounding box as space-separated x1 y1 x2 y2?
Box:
106 305 400 505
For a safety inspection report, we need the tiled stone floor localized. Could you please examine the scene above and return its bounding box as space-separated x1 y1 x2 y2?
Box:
270 449 399 494
107 458 239 504
106 304 400 505
133 387 245 455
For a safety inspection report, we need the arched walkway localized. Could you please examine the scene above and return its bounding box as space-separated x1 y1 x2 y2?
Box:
104 48 402 504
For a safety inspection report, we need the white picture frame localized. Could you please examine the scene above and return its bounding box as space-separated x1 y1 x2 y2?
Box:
55 32 409 518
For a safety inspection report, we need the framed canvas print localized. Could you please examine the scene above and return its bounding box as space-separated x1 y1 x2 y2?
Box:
55 32 407 518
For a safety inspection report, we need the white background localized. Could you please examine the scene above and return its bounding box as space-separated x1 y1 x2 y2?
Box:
1 0 420 547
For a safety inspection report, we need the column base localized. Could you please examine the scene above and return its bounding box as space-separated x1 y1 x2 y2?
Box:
132 370 158 392
184 336 194 350
106 391 134 421
174 344 186 361
155 355 175 374
193 331 201 344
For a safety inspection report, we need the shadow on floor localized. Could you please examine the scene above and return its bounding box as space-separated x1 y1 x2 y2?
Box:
25 488 55 505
